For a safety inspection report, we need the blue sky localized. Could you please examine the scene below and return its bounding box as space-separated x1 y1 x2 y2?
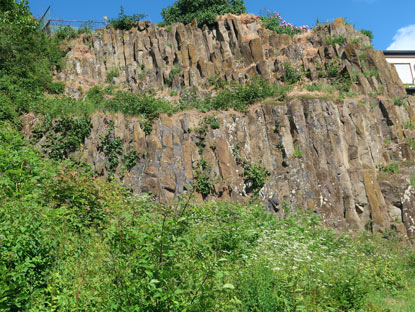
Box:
29 0 415 50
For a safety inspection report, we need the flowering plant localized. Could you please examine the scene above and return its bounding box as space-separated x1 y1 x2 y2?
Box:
259 10 308 36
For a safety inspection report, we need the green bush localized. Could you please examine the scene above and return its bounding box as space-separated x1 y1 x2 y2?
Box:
55 25 78 41
46 81 65 94
31 116 92 160
0 0 64 121
106 67 119 83
360 29 374 42
243 162 270 195
200 78 288 112
326 34 346 45
161 0 247 26
109 6 147 30
282 63 303 84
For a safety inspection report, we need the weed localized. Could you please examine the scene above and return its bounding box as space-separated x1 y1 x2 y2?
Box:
407 138 415 150
193 159 214 198
122 150 143 171
363 68 378 78
274 121 281 134
243 162 270 195
405 122 415 130
106 67 119 83
109 6 147 30
360 29 374 43
282 63 303 84
166 66 181 86
326 35 345 45
393 97 404 106
99 122 123 172
378 162 399 174
294 143 303 158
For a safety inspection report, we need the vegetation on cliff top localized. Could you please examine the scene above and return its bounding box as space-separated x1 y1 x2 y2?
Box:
161 0 247 26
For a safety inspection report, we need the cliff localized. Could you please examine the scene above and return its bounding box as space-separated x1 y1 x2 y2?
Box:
27 16 415 239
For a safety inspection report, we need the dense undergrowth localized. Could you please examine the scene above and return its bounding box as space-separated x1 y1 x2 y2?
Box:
1 122 415 311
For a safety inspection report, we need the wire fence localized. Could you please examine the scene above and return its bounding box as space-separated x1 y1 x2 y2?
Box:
38 6 107 35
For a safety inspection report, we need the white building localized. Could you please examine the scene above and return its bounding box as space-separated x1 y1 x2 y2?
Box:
384 50 415 94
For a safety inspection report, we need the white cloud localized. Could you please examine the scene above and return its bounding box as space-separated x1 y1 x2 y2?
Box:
387 25 415 50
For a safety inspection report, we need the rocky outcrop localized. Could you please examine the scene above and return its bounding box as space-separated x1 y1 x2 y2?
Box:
39 16 415 240
61 16 405 99
23 95 415 240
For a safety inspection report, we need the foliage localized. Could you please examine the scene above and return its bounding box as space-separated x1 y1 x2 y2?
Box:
122 150 142 171
243 162 270 195
109 6 147 30
106 67 119 83
394 97 404 106
46 81 65 94
325 57 342 78
326 35 346 45
31 116 92 160
360 29 374 42
193 159 214 198
99 122 123 172
1 122 415 311
282 63 303 84
364 68 379 78
55 25 78 41
0 0 64 120
166 66 181 86
161 0 247 26
294 143 303 158
378 162 399 174
201 78 288 112
259 11 309 37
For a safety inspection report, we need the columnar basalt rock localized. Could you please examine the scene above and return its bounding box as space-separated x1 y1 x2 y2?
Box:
37 16 415 240
24 95 415 240
62 16 405 99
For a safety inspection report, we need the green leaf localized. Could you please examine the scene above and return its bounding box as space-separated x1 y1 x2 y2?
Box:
222 283 235 290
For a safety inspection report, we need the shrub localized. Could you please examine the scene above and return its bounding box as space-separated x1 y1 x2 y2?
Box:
0 0 64 121
326 35 345 45
109 6 147 30
259 11 308 36
193 158 214 198
37 117 92 160
393 97 404 106
360 29 374 42
46 81 65 94
282 63 303 84
55 25 78 41
243 162 270 195
200 78 288 112
106 67 119 83
161 0 247 26
379 162 399 174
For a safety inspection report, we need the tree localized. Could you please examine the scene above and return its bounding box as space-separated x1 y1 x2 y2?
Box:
109 6 147 30
161 0 247 27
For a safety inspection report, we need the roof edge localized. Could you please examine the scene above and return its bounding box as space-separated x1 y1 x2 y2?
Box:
383 50 415 56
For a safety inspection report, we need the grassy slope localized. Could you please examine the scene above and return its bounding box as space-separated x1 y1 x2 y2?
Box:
1 121 415 311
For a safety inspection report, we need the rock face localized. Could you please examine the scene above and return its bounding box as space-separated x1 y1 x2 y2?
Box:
62 15 404 99
38 16 415 240
24 95 415 240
